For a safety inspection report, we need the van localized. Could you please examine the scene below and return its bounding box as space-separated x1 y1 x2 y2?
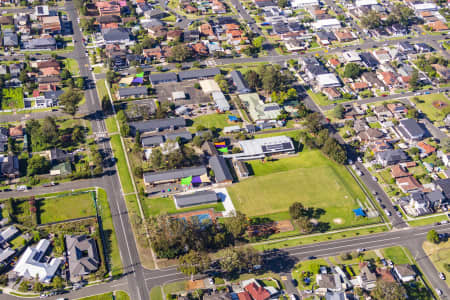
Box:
16 185 27 191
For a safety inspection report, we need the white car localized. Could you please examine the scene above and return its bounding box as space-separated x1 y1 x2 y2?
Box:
439 272 446 280
290 295 297 300
435 288 442 296
384 209 391 216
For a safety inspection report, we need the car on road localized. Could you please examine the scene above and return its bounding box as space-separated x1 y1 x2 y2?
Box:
439 272 446 280
357 248 366 252
42 182 57 187
307 256 316 260
435 288 442 296
396 211 402 217
208 278 214 285
16 185 28 191
290 294 297 300
376 197 381 203
381 204 386 209
372 190 377 195
441 220 448 224
384 209 391 216
372 176 378 182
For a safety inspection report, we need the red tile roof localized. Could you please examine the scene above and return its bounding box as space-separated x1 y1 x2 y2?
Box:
417 141 436 154
244 283 270 300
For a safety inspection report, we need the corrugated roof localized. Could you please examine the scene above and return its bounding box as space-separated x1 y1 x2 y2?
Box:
173 190 217 208
130 117 186 133
209 155 233 183
143 165 207 183
179 68 221 81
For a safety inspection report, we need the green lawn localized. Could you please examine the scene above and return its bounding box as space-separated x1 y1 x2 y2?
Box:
150 287 163 300
115 291 130 300
253 225 388 251
413 93 450 122
163 281 187 294
38 192 96 224
96 79 109 101
64 58 80 76
292 258 329 290
1 87 24 110
105 116 118 133
382 246 411 264
228 149 379 229
110 134 134 194
142 196 225 217
189 113 241 131
423 240 450 287
408 214 449 227
78 292 113 300
97 188 123 277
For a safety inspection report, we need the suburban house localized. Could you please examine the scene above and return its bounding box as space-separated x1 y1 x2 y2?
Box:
209 155 233 184
0 154 19 178
230 70 251 94
66 235 100 282
0 127 8 152
393 264 416 282
397 119 426 142
173 190 218 208
357 262 377 290
375 150 409 167
102 28 132 45
149 72 178 85
13 239 62 283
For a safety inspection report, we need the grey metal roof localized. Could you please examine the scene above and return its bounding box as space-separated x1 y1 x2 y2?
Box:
230 70 251 93
425 190 444 203
436 178 450 199
149 72 178 84
102 28 130 42
360 52 379 68
118 86 148 98
66 235 99 280
3 32 18 47
173 190 217 208
376 149 408 164
178 68 221 81
399 119 425 140
209 155 233 183
143 165 206 183
24 37 56 49
164 131 192 142
141 135 164 147
130 117 186 133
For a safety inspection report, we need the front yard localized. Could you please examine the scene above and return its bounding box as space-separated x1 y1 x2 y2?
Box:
1 87 24 110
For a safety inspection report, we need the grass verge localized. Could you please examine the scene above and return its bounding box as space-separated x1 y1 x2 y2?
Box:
110 134 134 194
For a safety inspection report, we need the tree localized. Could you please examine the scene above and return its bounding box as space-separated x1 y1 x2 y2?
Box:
295 216 314 233
305 112 322 134
151 148 164 169
289 202 305 219
75 77 85 89
106 71 116 84
406 108 419 119
72 127 84 143
427 229 440 244
245 70 261 90
223 211 249 241
7 137 17 153
178 250 211 280
252 36 265 50
52 275 64 290
409 69 419 90
170 44 192 62
59 88 83 116
33 281 43 292
333 104 345 119
220 247 261 275
27 155 51 176
371 281 407 300
343 63 363 79
361 10 382 29
41 116 59 146
278 0 288 8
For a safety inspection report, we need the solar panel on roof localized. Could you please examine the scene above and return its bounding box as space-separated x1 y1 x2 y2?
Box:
261 142 292 152
38 7 43 14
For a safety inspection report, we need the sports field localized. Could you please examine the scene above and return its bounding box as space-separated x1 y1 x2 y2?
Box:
227 149 378 229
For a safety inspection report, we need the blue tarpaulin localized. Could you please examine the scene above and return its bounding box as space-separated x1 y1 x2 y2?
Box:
353 207 366 217
228 115 238 122
132 77 144 84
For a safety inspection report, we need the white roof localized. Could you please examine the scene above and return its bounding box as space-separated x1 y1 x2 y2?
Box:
317 73 341 86
13 239 62 283
172 91 185 99
355 0 377 6
212 91 230 111
199 79 221 94
313 19 341 29
290 0 318 6
223 125 241 133
343 51 361 62
413 2 437 11
238 136 295 156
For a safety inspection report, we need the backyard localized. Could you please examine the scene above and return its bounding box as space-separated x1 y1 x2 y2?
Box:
1 87 24 110
38 191 96 224
227 149 379 229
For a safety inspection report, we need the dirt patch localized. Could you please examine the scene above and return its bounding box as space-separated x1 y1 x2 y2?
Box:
188 279 205 290
333 218 344 224
310 218 319 225
275 220 294 232
433 100 448 110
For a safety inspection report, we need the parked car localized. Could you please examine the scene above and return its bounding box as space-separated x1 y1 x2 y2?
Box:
435 288 442 296
208 278 214 285
439 272 446 280
372 176 378 182
16 185 28 191
384 209 391 216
